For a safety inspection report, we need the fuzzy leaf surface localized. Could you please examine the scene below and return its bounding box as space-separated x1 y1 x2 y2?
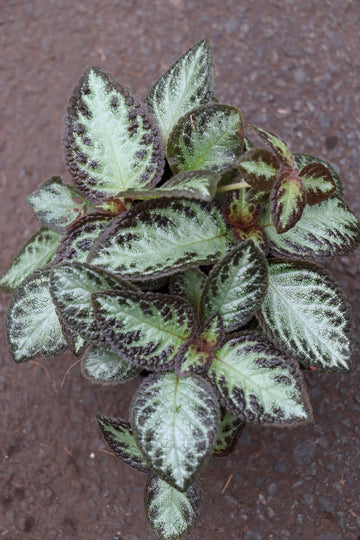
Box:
81 345 140 383
93 290 195 371
170 268 206 319
200 242 268 331
270 175 306 233
61 323 87 357
260 196 360 260
208 332 311 424
299 162 336 205
167 104 244 174
232 225 268 254
130 372 220 491
50 262 127 342
0 229 61 293
6 268 67 363
258 259 354 372
294 153 343 196
145 474 202 540
223 188 261 229
97 415 149 472
247 126 293 165
89 199 232 280
146 38 214 145
64 67 164 202
53 213 113 264
237 148 279 191
116 170 221 202
27 177 85 232
213 409 245 457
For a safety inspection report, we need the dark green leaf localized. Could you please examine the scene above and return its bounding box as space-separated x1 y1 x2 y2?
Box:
213 409 245 457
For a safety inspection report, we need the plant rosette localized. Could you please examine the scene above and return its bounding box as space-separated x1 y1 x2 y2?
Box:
2 39 359 540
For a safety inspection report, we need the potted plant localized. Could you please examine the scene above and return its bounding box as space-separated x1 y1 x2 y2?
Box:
1 39 359 539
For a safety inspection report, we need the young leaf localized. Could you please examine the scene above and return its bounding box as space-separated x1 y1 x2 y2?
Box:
50 262 128 342
167 104 244 174
270 174 306 233
27 176 85 232
130 372 220 491
223 188 261 229
200 242 268 331
169 268 206 320
53 213 114 265
63 67 164 202
294 153 343 197
237 148 280 191
213 409 245 458
258 259 355 372
93 290 195 371
146 38 214 145
0 229 61 293
97 414 149 473
115 170 221 202
208 332 312 424
231 224 268 254
145 474 202 540
299 162 336 205
88 199 233 280
260 196 360 260
6 267 67 363
246 126 294 166
81 345 140 384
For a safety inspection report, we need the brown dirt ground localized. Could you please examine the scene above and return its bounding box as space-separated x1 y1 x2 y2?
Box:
1 1 360 539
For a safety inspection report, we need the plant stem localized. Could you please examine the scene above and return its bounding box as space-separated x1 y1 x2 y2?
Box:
217 181 250 193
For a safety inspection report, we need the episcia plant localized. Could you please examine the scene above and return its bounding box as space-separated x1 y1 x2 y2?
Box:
1 38 360 539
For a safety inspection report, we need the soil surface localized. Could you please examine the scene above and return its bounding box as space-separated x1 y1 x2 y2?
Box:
1 1 360 539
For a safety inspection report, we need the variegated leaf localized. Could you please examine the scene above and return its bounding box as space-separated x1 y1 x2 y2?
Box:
60 321 87 357
50 262 128 342
88 199 232 280
93 290 195 371
145 474 202 540
299 162 336 205
294 153 343 196
130 372 220 491
146 38 214 145
200 242 268 332
208 332 312 424
97 415 149 472
167 104 244 174
246 188 270 205
258 259 355 372
6 268 67 363
115 170 221 202
176 313 224 376
259 196 360 260
231 224 268 254
237 148 280 191
169 268 206 319
270 175 306 233
27 177 85 232
53 213 113 264
247 125 294 165
81 345 140 383
223 188 261 229
0 229 61 293
63 67 164 202
213 409 245 457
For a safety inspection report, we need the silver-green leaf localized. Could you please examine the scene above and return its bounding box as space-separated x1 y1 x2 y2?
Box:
6 267 67 363
130 372 220 491
50 262 129 342
27 176 85 232
259 196 360 260
97 414 149 473
146 38 214 146
81 345 140 383
258 259 355 372
208 332 312 424
64 67 164 202
0 229 62 293
145 474 202 540
88 199 233 280
200 241 268 331
170 268 206 320
167 104 244 174
93 290 195 371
